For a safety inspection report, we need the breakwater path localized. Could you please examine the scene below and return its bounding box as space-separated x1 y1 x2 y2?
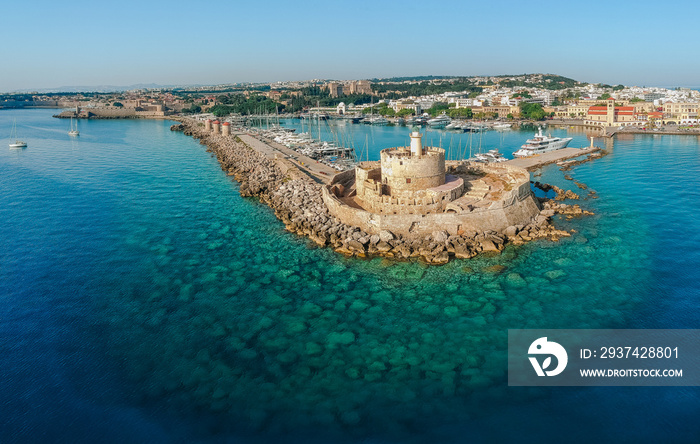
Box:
236 133 338 183
505 146 600 171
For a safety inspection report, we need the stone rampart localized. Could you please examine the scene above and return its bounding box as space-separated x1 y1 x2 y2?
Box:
323 161 540 237
323 185 540 237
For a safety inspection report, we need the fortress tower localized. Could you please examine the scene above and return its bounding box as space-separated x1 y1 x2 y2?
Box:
353 131 461 214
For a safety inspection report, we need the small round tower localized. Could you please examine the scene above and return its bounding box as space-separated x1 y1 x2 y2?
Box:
212 120 221 134
222 121 231 136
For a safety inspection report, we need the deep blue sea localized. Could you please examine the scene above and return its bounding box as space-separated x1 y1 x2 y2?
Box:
1 109 699 443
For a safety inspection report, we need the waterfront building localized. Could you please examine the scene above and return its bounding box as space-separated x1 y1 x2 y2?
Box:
483 105 518 118
662 102 699 124
451 98 484 109
392 98 421 115
585 98 645 127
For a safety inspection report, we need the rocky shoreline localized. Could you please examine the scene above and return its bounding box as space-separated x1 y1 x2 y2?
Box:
173 119 589 264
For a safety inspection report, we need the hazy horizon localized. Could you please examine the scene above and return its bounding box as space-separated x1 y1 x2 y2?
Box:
2 0 699 92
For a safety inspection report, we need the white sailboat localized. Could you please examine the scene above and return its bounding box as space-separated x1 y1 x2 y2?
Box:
9 118 27 148
68 117 79 136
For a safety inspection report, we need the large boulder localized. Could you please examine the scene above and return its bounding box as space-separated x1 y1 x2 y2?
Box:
432 230 449 243
346 239 365 253
504 225 519 238
379 230 395 243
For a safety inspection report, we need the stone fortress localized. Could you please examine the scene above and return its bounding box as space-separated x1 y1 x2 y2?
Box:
323 131 542 237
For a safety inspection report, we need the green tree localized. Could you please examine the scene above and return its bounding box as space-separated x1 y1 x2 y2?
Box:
520 102 546 120
599 93 611 100
447 107 473 119
181 104 202 114
396 108 415 117
113 102 123 107
426 102 449 116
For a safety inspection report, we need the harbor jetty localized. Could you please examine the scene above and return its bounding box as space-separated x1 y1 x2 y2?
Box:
174 118 588 264
505 146 601 171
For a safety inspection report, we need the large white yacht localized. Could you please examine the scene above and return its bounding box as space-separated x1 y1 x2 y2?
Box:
427 114 451 128
368 116 388 125
513 127 573 157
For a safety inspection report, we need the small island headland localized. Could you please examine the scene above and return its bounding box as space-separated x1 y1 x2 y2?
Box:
174 118 588 264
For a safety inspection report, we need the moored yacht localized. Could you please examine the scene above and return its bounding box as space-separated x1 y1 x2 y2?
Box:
368 116 388 125
473 149 507 163
513 127 573 157
427 114 451 128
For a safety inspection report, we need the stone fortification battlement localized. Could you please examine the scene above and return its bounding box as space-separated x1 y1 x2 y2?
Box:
325 157 540 237
381 146 443 159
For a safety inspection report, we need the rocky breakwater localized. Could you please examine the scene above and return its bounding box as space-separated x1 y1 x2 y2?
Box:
175 120 588 264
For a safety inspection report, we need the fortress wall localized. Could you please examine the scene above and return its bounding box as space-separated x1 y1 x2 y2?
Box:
323 161 540 237
323 185 541 237
73 108 167 118
331 168 356 185
135 110 166 117
85 108 137 117
359 195 445 215
358 176 465 215
355 167 370 198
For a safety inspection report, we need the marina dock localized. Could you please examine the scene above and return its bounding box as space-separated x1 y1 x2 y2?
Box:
505 146 600 171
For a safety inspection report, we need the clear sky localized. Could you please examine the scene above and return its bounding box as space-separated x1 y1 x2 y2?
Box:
2 0 699 92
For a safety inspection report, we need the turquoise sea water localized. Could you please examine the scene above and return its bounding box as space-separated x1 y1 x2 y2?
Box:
1 110 699 443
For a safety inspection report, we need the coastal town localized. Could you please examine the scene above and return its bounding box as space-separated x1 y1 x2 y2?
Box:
3 73 700 132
